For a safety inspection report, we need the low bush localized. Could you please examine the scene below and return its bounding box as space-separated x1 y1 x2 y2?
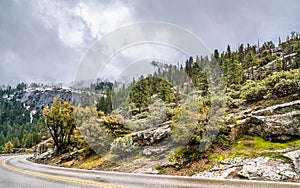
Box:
240 80 267 102
110 136 138 157
241 69 300 102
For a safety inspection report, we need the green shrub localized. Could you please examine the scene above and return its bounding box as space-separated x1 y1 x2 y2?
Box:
241 69 300 102
2 141 14 153
241 80 267 102
227 88 240 99
169 145 201 162
214 124 231 148
273 78 299 97
265 70 300 98
110 136 138 157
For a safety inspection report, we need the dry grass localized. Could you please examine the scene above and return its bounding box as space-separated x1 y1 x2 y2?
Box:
71 153 114 170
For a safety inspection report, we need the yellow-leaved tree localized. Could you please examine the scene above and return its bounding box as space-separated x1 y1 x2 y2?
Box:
42 98 76 155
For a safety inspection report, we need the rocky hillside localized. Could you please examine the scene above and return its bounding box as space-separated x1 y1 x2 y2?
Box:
192 97 300 181
0 83 102 151
2 84 101 119
22 32 300 182
32 81 300 182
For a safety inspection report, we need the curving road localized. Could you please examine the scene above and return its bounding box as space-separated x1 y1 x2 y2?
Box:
1 155 300 188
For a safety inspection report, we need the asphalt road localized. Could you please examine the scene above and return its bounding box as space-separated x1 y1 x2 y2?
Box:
1 155 300 188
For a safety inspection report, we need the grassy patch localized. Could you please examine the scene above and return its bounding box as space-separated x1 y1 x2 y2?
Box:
253 137 288 150
234 136 300 151
76 153 113 169
208 154 226 163
63 160 75 167
207 136 300 165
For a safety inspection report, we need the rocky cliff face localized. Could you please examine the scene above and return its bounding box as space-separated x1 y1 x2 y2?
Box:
1 85 100 124
13 86 99 111
20 87 72 111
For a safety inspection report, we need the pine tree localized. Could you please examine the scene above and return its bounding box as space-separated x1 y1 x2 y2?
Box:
244 50 258 80
279 37 282 45
191 62 208 95
0 132 6 146
96 96 108 113
185 56 194 77
226 45 232 57
129 77 150 112
226 54 242 87
157 80 175 103
238 44 244 64
96 90 112 114
214 49 220 60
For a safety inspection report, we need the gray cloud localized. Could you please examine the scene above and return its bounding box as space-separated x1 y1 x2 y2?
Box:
0 0 299 85
0 0 80 85
130 0 300 51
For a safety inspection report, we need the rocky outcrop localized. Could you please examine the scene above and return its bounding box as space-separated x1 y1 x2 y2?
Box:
34 149 54 160
18 86 94 111
193 157 299 181
33 138 54 160
133 167 159 174
20 88 68 110
194 100 300 181
284 150 300 174
131 125 171 145
193 158 242 179
143 147 167 156
237 157 298 180
232 100 300 141
8 86 100 112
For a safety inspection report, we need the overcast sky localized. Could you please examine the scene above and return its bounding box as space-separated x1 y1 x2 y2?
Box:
0 0 299 86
